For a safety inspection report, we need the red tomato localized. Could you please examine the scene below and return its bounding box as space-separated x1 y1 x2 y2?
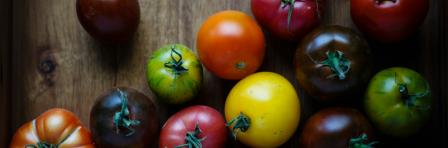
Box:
10 108 94 148
159 105 228 148
251 0 324 41
351 0 429 43
197 10 265 80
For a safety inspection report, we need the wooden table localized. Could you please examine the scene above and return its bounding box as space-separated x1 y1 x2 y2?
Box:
1 0 447 147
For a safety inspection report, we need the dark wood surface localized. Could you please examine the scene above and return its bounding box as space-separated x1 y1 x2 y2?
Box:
1 0 447 147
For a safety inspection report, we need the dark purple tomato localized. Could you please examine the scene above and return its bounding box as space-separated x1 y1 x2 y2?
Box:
76 0 140 43
301 107 376 148
294 25 372 101
90 87 159 147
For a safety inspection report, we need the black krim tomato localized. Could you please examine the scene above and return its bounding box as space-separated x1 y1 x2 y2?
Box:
90 87 159 147
300 107 377 148
76 0 140 43
294 25 372 101
365 67 432 137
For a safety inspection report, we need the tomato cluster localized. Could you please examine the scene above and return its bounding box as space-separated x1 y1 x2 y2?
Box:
11 0 432 147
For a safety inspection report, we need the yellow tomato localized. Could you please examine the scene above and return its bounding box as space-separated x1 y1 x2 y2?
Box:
225 72 301 147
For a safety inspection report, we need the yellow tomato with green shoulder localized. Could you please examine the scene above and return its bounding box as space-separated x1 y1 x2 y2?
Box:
225 72 301 147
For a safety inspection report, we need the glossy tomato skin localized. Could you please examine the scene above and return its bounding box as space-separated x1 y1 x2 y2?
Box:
76 0 140 43
225 72 300 147
365 67 431 137
251 0 324 41
10 108 94 148
90 87 159 147
159 105 227 148
146 44 203 104
294 25 372 101
197 10 265 80
351 0 429 43
300 107 375 148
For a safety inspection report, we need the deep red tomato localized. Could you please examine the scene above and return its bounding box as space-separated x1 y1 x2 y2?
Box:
197 10 265 80
76 0 140 43
90 87 159 147
351 0 429 43
159 105 228 148
251 0 324 41
294 25 372 101
300 107 376 148
10 108 94 148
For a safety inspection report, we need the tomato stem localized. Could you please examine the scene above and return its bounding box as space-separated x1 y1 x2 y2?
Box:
164 46 188 76
398 83 431 110
26 142 58 148
319 50 351 80
349 133 378 148
281 0 295 30
113 89 141 136
226 112 250 140
175 123 206 148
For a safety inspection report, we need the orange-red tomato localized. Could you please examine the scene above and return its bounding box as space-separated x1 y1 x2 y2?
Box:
197 10 265 80
10 108 94 148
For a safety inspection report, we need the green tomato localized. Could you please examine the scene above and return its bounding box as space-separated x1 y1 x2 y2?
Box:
146 44 203 104
365 67 431 137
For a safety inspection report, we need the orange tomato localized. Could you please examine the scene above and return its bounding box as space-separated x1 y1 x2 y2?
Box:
197 10 265 80
10 108 94 148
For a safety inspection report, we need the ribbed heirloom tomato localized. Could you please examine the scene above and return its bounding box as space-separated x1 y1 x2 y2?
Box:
197 10 265 80
225 72 300 147
159 105 228 148
10 108 94 148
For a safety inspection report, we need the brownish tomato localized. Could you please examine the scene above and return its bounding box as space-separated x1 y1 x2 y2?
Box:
10 108 94 148
90 87 159 147
197 10 265 80
294 25 372 101
159 105 227 148
300 107 376 148
76 0 140 43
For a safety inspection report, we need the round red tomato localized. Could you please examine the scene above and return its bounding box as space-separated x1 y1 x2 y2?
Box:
251 0 324 41
10 108 94 148
197 10 265 80
76 0 140 43
351 0 429 43
301 107 376 148
159 105 228 148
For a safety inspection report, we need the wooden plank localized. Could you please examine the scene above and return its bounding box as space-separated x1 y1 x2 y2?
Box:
0 0 11 146
9 0 448 147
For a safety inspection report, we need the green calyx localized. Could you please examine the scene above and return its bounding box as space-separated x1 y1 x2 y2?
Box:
175 123 206 148
25 142 58 148
319 50 351 80
349 133 378 148
398 83 431 110
113 89 141 136
281 0 295 30
164 46 188 75
226 112 250 140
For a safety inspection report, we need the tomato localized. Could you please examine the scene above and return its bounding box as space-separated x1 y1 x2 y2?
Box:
197 10 265 80
10 108 94 148
300 107 376 148
251 0 324 41
90 87 159 147
76 0 140 43
294 25 372 101
146 44 203 104
351 0 429 43
365 67 432 137
159 105 227 148
225 72 300 147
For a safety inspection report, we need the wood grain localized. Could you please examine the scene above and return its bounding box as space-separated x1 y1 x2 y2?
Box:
4 0 448 147
0 0 11 146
